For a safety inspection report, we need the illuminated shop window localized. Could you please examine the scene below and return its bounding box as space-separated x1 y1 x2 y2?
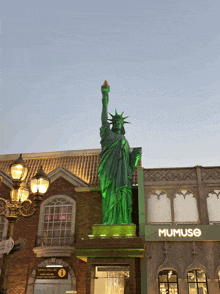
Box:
37 196 76 247
94 266 129 294
207 190 220 224
148 191 171 223
174 190 199 223
158 270 178 294
187 270 208 294
218 271 220 289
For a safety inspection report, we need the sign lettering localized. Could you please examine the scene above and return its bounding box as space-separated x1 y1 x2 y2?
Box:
158 228 201 238
36 267 68 279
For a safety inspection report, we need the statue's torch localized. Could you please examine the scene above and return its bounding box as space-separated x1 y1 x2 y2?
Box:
101 80 110 94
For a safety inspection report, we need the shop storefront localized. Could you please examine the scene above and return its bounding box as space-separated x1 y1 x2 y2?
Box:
138 165 220 294
75 228 145 294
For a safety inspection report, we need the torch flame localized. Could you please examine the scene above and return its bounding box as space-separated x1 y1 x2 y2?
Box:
103 80 108 86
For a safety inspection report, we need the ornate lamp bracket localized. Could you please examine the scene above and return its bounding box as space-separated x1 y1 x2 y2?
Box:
18 199 36 217
0 198 10 218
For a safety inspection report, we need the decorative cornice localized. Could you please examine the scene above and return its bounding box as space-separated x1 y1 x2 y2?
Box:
145 167 197 182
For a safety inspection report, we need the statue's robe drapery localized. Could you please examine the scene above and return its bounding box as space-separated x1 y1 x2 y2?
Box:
98 121 135 225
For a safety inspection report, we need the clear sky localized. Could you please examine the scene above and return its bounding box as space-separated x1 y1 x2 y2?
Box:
1 0 220 168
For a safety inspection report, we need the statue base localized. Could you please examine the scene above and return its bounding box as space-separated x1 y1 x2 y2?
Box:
90 224 136 239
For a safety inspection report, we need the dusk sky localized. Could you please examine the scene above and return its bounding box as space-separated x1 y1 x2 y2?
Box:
1 0 220 168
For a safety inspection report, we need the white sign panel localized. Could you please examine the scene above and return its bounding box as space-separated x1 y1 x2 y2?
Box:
0 237 14 255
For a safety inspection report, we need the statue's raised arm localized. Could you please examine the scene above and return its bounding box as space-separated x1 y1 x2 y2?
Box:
101 80 110 125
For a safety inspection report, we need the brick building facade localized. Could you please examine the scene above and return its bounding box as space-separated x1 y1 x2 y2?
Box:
0 149 142 294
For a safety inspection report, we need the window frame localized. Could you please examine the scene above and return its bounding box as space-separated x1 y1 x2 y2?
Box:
158 269 179 294
37 195 76 246
148 189 200 225
207 189 220 224
187 269 208 294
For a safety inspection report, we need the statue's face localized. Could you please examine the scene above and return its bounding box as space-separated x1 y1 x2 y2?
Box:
113 120 123 130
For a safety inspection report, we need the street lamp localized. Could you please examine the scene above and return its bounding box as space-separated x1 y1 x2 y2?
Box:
0 154 50 294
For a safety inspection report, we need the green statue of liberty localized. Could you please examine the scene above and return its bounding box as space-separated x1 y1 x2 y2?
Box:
98 80 142 225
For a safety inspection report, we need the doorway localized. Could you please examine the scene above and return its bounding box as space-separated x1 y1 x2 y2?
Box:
94 265 130 294
33 265 72 294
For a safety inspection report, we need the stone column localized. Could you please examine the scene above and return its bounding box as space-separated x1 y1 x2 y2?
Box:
178 279 188 294
195 166 209 224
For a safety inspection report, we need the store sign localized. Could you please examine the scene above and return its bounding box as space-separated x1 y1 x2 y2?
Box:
158 228 201 237
36 267 68 279
145 225 220 241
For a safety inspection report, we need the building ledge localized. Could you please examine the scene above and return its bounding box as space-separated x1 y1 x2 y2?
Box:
33 246 75 257
75 237 145 259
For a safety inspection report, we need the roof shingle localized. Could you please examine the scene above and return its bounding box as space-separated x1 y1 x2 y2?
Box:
0 149 141 187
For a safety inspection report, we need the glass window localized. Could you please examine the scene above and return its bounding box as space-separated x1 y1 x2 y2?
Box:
42 198 73 246
158 270 178 294
148 191 172 223
187 270 208 294
94 266 129 294
174 190 199 223
207 190 220 223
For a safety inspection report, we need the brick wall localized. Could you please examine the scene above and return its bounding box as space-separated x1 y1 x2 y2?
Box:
0 176 102 294
0 176 140 293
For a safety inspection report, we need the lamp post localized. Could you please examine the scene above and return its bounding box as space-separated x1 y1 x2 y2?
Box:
0 154 50 294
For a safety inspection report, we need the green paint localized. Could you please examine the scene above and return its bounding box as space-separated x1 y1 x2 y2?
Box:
92 224 136 238
88 187 101 192
138 167 148 293
76 247 144 258
138 168 145 238
98 81 142 225
76 249 144 252
77 255 142 258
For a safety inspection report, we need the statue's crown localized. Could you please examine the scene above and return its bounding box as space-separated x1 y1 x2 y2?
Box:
108 109 130 124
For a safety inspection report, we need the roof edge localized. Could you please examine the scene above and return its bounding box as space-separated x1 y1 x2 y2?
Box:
0 149 102 160
0 147 139 161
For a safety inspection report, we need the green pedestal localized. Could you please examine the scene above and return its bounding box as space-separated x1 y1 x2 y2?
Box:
90 224 136 239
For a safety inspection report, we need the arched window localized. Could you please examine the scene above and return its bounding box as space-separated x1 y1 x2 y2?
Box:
174 190 199 223
207 190 220 224
158 270 179 293
148 191 171 223
37 195 76 247
187 270 208 294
